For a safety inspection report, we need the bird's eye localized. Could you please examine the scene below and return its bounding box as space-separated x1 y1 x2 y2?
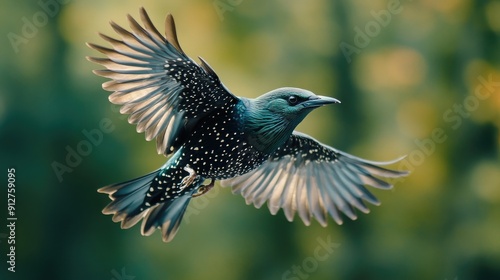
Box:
288 95 298 105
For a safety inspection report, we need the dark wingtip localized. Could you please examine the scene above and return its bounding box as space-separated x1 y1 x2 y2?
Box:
198 56 220 80
97 185 114 194
86 56 107 65
85 42 95 50
126 13 135 22
85 55 98 63
164 13 184 54
384 155 411 177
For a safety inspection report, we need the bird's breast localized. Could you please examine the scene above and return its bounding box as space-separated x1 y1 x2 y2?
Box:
178 105 269 180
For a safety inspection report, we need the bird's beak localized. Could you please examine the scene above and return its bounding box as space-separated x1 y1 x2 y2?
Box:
301 95 341 109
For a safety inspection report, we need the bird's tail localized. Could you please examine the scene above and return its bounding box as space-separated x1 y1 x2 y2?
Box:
98 169 193 242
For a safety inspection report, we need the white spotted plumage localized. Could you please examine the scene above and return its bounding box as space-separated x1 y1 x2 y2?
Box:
92 8 408 243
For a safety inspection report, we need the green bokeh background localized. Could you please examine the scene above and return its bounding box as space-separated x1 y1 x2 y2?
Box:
1 0 499 279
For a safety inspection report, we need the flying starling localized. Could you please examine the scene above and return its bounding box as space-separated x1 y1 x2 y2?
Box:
87 8 408 242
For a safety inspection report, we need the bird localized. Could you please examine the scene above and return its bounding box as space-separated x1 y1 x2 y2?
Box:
87 8 408 243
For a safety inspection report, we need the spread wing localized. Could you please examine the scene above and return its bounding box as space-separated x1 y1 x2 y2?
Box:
221 132 409 226
87 7 238 155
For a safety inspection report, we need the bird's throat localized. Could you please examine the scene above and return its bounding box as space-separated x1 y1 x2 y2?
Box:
243 111 296 155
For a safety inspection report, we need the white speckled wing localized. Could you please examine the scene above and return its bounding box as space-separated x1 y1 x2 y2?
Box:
221 131 409 227
87 8 237 155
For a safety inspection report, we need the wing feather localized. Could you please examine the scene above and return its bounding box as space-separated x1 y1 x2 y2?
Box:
221 132 409 226
308 166 327 227
87 8 237 155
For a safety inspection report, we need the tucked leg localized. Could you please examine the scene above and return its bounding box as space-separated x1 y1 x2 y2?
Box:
192 179 215 197
180 165 198 191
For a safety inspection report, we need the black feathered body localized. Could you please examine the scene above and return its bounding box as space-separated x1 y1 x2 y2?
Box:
140 99 271 212
179 100 269 179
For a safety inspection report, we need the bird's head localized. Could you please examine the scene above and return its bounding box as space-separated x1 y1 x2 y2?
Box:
254 87 340 121
245 87 340 153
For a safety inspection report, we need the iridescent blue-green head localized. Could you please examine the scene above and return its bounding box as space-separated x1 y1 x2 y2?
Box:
244 87 340 153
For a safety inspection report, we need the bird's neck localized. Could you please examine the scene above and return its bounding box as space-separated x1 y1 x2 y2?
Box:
238 99 297 154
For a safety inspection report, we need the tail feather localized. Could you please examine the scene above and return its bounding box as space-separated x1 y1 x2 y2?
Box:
100 170 158 199
98 168 194 242
141 195 192 242
98 169 159 222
